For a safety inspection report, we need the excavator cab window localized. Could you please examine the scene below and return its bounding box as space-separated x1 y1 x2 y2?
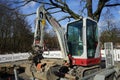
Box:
67 20 83 56
86 19 98 58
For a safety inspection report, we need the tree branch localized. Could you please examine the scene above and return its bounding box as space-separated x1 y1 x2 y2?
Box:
93 0 109 21
49 0 80 19
46 7 58 10
33 0 52 5
86 0 93 18
105 3 120 7
49 0 63 8
55 0 66 6
55 0 65 4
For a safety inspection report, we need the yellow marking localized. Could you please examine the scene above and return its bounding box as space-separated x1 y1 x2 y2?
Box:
41 19 46 27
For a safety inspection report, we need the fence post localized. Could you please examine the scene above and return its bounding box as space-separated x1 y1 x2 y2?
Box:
104 42 114 68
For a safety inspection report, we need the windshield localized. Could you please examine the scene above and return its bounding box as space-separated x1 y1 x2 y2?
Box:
67 20 83 56
86 19 98 58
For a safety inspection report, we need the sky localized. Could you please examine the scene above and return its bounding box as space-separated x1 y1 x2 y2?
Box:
19 0 120 32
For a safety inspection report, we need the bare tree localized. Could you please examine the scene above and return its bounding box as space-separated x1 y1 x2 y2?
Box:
2 0 120 22
0 1 33 54
100 9 120 46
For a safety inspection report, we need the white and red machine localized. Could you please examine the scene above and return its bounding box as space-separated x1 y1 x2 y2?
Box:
31 5 101 80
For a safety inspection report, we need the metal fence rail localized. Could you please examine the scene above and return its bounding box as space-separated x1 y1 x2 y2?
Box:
0 53 30 63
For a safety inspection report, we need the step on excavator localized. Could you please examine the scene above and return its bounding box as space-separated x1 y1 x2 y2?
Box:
25 5 117 80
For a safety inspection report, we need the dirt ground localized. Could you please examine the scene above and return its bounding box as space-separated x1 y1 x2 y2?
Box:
0 61 120 80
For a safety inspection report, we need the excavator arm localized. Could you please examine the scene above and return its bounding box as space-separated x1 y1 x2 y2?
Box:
33 5 69 62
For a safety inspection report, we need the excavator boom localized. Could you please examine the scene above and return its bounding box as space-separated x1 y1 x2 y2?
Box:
33 5 69 61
